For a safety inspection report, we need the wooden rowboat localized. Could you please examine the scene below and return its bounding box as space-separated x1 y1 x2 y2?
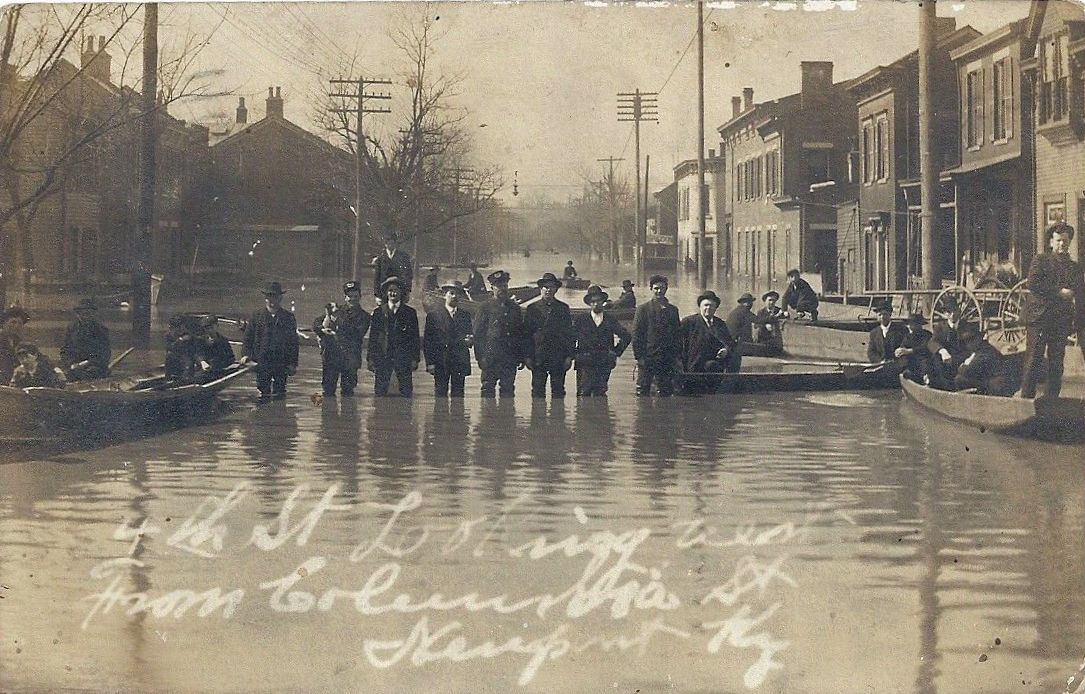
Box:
680 363 899 394
0 363 252 444
420 285 541 316
563 278 591 291
899 374 1085 439
569 305 636 322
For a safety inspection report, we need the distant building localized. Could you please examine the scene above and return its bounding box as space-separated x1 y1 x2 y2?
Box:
648 181 678 270
720 63 857 295
1023 0 1085 262
673 154 725 270
202 88 358 279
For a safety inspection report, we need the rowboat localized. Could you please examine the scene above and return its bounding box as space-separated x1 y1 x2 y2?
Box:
776 318 889 361
680 362 899 394
563 278 591 291
569 305 636 322
899 374 1085 439
0 363 252 444
420 285 541 316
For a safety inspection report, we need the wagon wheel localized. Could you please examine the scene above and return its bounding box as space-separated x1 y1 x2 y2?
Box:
990 279 1028 354
933 285 982 327
974 276 1007 290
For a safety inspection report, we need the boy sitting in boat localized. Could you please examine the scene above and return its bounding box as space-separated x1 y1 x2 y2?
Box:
951 323 1019 396
10 343 65 389
61 298 111 381
895 314 935 384
165 314 200 381
755 291 785 347
193 316 236 383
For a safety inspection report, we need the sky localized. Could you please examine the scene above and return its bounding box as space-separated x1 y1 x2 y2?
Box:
27 0 1038 203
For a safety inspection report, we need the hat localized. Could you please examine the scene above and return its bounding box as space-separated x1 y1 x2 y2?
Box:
906 313 928 325
874 301 893 315
621 279 635 289
696 290 722 308
762 290 780 302
261 281 287 296
648 274 668 287
379 276 405 295
440 281 467 296
74 297 98 312
583 285 610 305
737 292 755 304
15 342 39 356
536 272 563 289
566 260 574 265
2 305 29 323
487 270 511 286
342 281 360 294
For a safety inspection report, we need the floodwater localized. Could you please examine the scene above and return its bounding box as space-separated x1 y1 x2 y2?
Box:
1 256 1083 693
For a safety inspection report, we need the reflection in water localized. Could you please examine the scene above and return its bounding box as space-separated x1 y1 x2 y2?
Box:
315 397 361 504
365 398 420 501
421 398 470 508
470 397 518 501
239 401 299 516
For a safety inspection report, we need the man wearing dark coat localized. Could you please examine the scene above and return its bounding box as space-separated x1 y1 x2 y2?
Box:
928 302 968 388
755 291 785 346
464 263 487 296
242 281 300 400
422 267 441 292
0 305 30 385
611 279 636 309
10 343 65 389
61 298 111 381
423 282 474 397
680 290 736 394
574 285 631 397
373 236 414 303
314 281 371 397
1018 223 1085 399
782 269 819 320
895 314 935 384
473 270 526 397
194 315 236 383
725 292 757 372
524 272 575 398
954 323 1018 396
632 274 681 396
367 276 421 397
866 302 907 364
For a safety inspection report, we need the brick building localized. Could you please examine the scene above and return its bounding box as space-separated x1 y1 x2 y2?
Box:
201 88 358 280
721 64 857 295
649 181 678 270
673 154 725 269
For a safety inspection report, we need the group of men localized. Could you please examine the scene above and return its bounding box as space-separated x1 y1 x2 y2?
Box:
1 298 113 389
164 314 236 384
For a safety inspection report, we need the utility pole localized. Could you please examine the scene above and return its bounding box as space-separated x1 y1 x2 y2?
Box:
132 2 157 348
329 75 392 280
618 89 658 274
597 157 624 263
448 167 475 264
696 0 708 289
918 0 939 290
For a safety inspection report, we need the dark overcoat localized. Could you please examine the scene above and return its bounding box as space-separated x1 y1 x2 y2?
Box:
368 304 421 369
424 306 474 375
1024 251 1085 335
242 308 299 368
60 319 111 372
574 312 631 370
866 323 907 363
680 314 735 372
473 298 526 368
524 299 575 368
632 299 681 362
373 250 414 297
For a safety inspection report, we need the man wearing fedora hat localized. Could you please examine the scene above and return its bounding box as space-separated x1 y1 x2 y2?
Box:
632 274 681 396
680 290 736 392
61 297 111 381
241 281 299 400
473 270 527 397
574 285 631 396
524 272 575 398
0 305 30 385
612 280 636 309
866 301 906 365
464 263 487 296
314 281 371 397
422 266 441 292
725 292 758 371
368 276 420 396
423 282 474 397
895 313 935 384
373 234 414 304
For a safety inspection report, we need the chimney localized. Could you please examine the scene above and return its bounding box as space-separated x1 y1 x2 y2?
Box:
934 17 956 38
236 97 248 124
800 61 834 106
265 86 283 119
742 87 754 111
731 96 742 118
80 35 111 83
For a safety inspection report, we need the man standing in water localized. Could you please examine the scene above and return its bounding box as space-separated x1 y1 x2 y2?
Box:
241 281 299 401
631 274 681 396
473 270 526 398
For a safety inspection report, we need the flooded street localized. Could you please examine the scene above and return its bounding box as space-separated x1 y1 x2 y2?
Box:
2 259 1084 693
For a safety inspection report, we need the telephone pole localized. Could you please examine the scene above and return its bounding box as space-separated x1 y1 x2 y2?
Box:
329 75 392 279
696 0 708 289
449 167 475 264
132 2 157 347
918 0 940 289
597 157 624 263
618 89 658 275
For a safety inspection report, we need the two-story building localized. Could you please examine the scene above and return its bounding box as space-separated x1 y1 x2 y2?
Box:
648 181 678 271
838 21 979 294
673 154 725 270
1023 0 1085 263
721 63 857 295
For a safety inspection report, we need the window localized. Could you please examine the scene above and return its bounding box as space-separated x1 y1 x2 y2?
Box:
1045 201 1066 227
1038 32 1070 124
861 119 874 183
992 57 1013 141
735 164 742 201
703 184 711 219
806 149 832 185
966 68 984 147
754 156 763 198
766 150 779 195
875 113 890 180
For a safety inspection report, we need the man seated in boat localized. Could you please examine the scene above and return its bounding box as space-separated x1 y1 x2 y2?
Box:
782 269 819 321
464 263 487 296
10 343 65 389
193 316 237 383
755 291 785 347
0 305 30 385
679 290 736 394
894 313 935 384
953 322 1019 396
61 298 111 381
610 280 636 309
422 266 441 292
928 300 968 389
563 260 578 280
165 314 200 381
867 302 906 365
725 293 757 369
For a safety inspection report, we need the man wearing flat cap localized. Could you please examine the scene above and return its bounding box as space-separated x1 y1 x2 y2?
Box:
574 285 631 396
241 281 299 400
725 292 757 372
368 276 420 397
61 297 111 381
631 274 681 396
755 290 785 347
314 281 371 397
524 272 575 398
473 270 527 397
0 305 30 385
423 282 474 397
373 234 414 304
866 301 906 364
680 290 736 393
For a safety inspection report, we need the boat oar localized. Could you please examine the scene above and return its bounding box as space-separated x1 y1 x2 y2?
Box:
780 359 890 370
108 347 136 370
